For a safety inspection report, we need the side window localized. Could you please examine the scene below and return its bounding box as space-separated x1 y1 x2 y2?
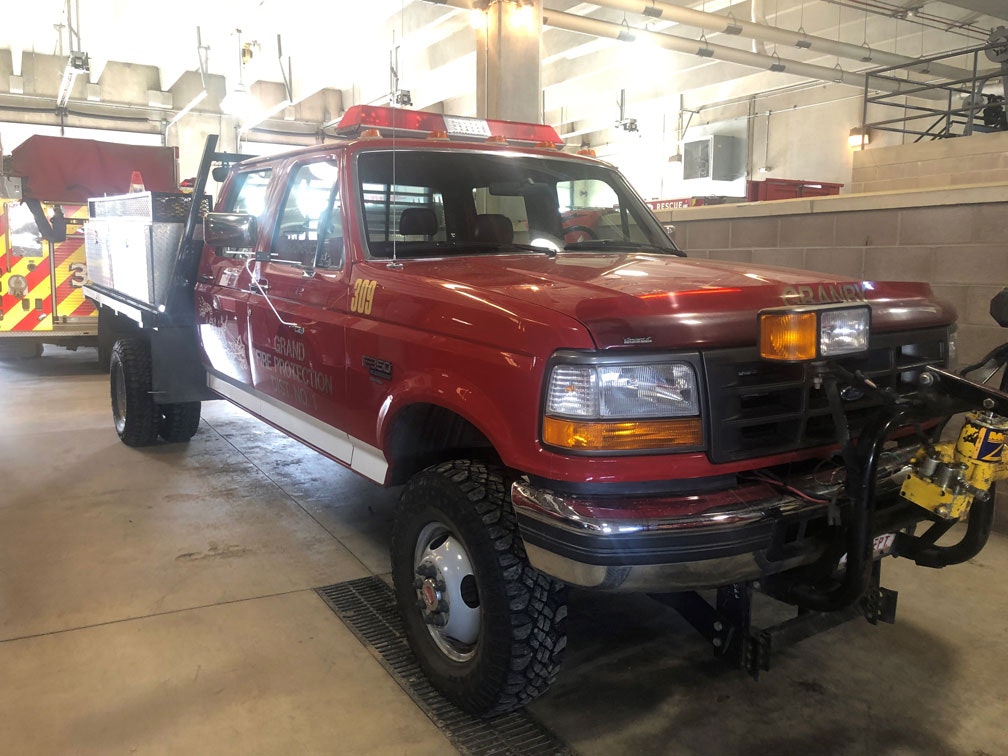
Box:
226 168 271 217
557 179 649 244
217 168 271 256
6 202 44 258
272 160 343 269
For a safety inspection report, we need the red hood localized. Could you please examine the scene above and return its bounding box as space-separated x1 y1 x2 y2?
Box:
399 253 955 350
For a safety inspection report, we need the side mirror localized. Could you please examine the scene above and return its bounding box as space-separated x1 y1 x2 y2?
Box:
990 287 1008 327
204 212 257 254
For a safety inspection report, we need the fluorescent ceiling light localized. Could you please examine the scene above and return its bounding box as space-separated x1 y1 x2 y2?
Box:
167 89 208 129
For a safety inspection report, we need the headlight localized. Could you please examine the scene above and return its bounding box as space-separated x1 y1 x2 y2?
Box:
759 304 871 362
543 357 702 452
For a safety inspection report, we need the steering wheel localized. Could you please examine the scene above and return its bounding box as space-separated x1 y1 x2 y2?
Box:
563 225 598 243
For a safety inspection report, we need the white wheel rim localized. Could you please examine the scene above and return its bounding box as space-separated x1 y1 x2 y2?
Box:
112 358 127 434
413 521 480 663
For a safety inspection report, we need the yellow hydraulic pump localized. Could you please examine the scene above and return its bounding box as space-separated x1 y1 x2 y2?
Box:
900 410 1008 519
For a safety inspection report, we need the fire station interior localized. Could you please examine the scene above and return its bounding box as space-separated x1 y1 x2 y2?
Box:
3 1 1008 753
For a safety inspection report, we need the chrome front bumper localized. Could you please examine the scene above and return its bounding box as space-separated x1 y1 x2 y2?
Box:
511 447 917 592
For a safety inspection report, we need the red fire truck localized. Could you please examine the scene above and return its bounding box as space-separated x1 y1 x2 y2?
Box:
0 135 177 359
83 108 1008 716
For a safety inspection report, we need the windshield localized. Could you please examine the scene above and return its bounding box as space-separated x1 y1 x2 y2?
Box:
355 149 680 259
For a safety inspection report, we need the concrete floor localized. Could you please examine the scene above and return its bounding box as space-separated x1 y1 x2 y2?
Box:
2 348 1007 755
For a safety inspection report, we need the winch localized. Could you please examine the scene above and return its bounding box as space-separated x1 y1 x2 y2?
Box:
900 408 1008 519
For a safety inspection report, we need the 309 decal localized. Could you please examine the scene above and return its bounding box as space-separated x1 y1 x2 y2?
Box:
350 278 377 315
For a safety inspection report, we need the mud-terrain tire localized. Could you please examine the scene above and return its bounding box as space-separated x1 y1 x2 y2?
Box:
158 402 201 443
391 460 567 716
110 338 158 447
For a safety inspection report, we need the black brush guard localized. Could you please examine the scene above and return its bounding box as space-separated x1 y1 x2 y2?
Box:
653 344 1008 678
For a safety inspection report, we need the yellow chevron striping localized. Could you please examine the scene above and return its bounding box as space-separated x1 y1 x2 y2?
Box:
0 278 54 332
56 288 88 317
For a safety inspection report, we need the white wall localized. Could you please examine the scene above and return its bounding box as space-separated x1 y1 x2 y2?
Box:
594 81 912 201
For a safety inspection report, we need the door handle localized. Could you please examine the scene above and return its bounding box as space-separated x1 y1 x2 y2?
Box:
197 274 214 283
248 279 270 293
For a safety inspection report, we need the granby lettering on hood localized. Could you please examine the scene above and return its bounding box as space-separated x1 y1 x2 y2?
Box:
780 283 868 305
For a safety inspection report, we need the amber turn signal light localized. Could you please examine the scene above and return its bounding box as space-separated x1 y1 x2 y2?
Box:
542 417 703 451
760 311 818 361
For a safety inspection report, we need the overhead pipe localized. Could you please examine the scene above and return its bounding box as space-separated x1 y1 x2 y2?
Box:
427 0 947 98
541 9 946 99
588 0 984 81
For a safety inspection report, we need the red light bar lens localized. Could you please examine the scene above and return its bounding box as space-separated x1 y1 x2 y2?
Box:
336 105 563 147
339 105 444 133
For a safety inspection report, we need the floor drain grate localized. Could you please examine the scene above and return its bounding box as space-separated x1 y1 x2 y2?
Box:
316 576 573 756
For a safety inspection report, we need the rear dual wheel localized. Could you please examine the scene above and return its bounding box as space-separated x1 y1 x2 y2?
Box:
391 460 567 716
110 338 200 446
158 401 202 442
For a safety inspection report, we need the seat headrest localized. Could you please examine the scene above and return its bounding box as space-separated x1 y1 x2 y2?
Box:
399 207 438 238
474 213 514 245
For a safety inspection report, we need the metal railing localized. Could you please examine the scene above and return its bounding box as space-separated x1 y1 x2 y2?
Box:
859 39 1008 144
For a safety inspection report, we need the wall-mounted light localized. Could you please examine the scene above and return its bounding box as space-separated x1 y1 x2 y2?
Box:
471 0 490 28
848 125 870 149
513 0 535 28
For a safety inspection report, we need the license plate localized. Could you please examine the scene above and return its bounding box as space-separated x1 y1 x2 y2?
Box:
838 533 896 568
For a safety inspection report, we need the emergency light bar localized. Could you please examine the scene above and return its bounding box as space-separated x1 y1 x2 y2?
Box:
334 105 565 149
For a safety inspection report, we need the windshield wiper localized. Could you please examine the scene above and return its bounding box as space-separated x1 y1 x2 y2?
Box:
383 240 553 258
563 239 685 257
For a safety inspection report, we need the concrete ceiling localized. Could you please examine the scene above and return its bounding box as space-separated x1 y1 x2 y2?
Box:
941 0 1008 20
1 0 1007 145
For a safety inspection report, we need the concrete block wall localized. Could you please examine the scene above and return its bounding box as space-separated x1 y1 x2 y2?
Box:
851 131 1008 193
658 186 1008 371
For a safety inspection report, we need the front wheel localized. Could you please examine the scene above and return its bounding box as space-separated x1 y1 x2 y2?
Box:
391 460 567 716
